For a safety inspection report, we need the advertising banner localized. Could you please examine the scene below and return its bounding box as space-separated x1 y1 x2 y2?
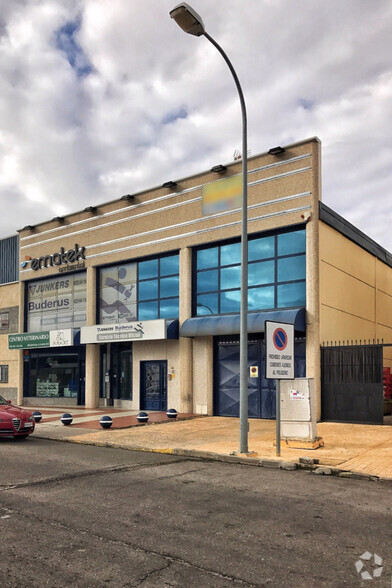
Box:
27 273 87 331
81 320 166 343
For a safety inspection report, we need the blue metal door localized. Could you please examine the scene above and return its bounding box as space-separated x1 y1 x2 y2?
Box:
214 338 306 419
140 361 167 411
215 341 262 418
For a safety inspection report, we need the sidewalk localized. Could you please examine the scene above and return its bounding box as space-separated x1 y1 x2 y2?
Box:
30 408 392 481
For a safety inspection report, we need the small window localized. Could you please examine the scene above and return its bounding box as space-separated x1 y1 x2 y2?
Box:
0 312 9 330
0 365 8 383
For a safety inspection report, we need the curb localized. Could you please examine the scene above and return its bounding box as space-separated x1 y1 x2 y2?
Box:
32 432 392 483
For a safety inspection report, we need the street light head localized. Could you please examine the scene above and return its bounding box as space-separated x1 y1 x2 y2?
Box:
170 3 205 36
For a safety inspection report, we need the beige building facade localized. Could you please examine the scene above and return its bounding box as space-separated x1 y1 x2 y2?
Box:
1 136 391 422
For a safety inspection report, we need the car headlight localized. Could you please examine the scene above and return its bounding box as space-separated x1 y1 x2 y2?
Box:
26 416 34 422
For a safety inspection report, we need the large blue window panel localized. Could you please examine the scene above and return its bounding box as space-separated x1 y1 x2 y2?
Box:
221 265 241 290
197 294 218 315
277 229 306 256
278 254 306 282
277 282 306 308
221 242 241 266
139 259 158 280
159 298 179 318
160 255 179 276
248 286 274 311
160 276 179 298
139 279 158 301
248 236 274 261
138 301 158 320
197 247 218 269
248 260 274 286
221 290 241 314
197 270 218 293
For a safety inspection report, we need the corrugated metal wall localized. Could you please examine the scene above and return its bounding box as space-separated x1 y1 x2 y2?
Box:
0 235 19 285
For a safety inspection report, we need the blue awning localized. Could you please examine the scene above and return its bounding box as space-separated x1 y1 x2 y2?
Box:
180 308 305 337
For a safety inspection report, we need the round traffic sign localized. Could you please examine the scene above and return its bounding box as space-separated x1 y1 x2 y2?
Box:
273 328 288 351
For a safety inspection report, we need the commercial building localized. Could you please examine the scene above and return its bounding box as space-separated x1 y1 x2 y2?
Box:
2 137 392 421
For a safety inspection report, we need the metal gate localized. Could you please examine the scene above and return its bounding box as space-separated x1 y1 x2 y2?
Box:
321 343 383 424
214 337 306 419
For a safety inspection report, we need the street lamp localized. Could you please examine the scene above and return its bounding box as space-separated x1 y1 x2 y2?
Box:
170 3 249 453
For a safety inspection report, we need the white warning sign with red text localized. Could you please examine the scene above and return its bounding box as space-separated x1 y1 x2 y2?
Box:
265 321 294 380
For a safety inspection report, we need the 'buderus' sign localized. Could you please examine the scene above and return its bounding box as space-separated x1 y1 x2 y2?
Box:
21 244 86 272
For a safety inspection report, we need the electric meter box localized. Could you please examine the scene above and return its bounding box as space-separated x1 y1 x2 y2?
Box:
280 378 317 441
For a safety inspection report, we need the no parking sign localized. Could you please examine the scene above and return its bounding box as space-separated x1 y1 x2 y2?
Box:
265 321 294 380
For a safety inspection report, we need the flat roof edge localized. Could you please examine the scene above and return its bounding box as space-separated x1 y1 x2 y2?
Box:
319 202 392 268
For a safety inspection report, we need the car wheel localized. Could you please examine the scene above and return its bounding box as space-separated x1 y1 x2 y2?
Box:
14 434 29 440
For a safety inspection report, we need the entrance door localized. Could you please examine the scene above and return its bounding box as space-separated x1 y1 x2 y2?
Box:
110 344 133 401
214 337 306 419
140 361 167 411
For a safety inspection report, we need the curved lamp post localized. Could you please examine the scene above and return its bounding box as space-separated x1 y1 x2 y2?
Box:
170 3 249 453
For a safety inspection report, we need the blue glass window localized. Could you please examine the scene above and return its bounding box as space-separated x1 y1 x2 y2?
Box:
278 255 306 282
138 301 158 320
160 298 179 318
139 259 158 280
248 286 274 311
221 290 241 314
248 236 274 261
194 227 306 315
138 279 158 301
278 229 306 256
197 294 218 315
160 276 179 298
197 247 218 269
160 255 179 276
100 253 179 323
221 242 241 266
277 282 306 308
248 260 274 286
221 265 241 290
197 269 218 293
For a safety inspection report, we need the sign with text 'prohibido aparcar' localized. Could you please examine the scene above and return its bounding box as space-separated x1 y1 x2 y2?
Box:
265 321 294 380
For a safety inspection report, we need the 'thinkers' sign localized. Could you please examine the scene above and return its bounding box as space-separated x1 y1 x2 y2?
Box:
265 321 294 380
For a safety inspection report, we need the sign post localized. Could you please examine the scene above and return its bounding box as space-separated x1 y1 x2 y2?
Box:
265 321 295 457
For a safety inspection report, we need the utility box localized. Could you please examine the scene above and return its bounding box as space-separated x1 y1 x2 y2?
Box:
280 378 317 441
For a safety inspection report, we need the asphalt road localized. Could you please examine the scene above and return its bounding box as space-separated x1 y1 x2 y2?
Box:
1 436 392 587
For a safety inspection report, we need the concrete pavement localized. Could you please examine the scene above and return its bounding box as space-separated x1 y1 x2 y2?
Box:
27 407 392 481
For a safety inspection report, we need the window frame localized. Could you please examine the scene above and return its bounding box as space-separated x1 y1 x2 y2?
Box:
193 225 306 316
0 312 9 331
0 365 9 383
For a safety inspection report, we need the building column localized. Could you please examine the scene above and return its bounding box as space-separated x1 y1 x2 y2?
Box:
179 247 193 413
85 266 99 408
17 280 24 405
305 141 321 420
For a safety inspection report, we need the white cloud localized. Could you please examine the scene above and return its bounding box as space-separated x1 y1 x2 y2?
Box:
0 0 391 252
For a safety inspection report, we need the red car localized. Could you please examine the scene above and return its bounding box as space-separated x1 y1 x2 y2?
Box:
0 395 35 439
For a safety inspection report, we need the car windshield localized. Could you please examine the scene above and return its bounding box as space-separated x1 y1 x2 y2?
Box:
0 395 8 405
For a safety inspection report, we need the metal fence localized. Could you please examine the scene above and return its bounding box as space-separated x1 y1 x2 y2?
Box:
321 342 383 424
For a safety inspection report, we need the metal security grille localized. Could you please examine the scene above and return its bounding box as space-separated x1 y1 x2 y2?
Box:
321 344 383 424
0 235 18 285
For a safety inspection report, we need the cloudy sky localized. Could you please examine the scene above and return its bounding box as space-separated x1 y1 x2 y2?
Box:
0 0 391 251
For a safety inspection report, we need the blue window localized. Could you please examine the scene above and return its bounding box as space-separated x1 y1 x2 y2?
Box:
99 253 179 324
221 242 241 266
248 260 274 286
138 259 158 280
277 282 306 308
197 247 218 269
248 236 274 261
278 255 306 282
197 269 219 293
278 230 306 256
197 294 218 315
221 266 241 290
194 227 306 315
